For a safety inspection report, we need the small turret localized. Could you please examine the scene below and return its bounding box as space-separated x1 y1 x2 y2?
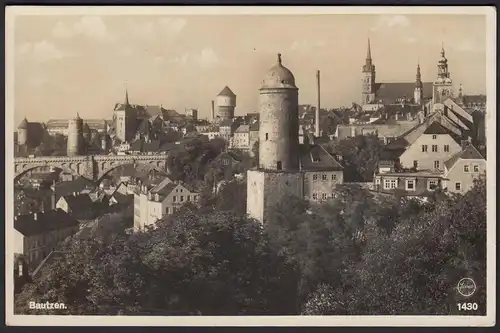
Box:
17 118 29 146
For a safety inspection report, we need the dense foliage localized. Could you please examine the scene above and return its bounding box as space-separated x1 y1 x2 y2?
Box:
15 176 486 316
324 135 384 182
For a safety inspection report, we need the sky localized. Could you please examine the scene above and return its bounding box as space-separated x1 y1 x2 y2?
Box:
11 10 487 125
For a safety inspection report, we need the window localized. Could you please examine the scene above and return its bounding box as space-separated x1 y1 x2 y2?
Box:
384 179 397 189
413 160 418 169
172 196 177 202
434 160 440 169
180 196 184 202
444 145 450 152
312 193 318 200
276 161 282 170
455 182 462 191
322 193 328 200
473 165 479 172
428 180 438 191
332 174 337 181
221 159 229 165
421 145 428 152
312 174 318 181
464 165 470 173
265 133 269 141
187 195 191 201
322 174 328 181
375 178 381 185
193 195 198 201
432 145 438 152
406 180 415 191
432 135 437 139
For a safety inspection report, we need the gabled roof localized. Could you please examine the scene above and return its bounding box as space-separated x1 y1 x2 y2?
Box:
299 144 343 171
249 122 259 131
444 144 485 170
59 194 94 211
423 121 451 135
14 209 78 236
53 177 96 199
110 192 134 205
217 86 236 97
235 125 249 133
374 82 433 104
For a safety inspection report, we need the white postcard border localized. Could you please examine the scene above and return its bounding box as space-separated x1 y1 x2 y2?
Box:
4 5 496 327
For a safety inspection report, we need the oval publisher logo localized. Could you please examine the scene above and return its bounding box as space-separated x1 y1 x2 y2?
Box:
457 278 476 297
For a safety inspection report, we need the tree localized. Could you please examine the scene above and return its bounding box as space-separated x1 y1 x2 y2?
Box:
324 135 383 182
302 177 487 315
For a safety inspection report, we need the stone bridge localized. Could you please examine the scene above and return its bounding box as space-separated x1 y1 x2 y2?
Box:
14 154 169 182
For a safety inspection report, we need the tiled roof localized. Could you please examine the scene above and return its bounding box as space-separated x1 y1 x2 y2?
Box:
374 82 433 104
235 125 249 133
53 177 96 199
217 86 236 97
299 144 344 171
462 95 486 106
220 119 233 127
137 119 152 134
423 121 452 135
60 194 94 211
111 192 133 205
14 209 78 236
444 144 485 170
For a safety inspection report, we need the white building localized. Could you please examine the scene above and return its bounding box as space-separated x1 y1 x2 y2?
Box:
133 177 200 230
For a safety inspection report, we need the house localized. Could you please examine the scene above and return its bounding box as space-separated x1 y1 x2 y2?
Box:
51 177 96 200
443 144 486 194
300 144 344 202
382 111 465 172
109 191 134 206
211 151 244 180
232 125 250 149
133 177 200 230
396 121 463 171
219 119 233 139
56 193 99 220
373 170 445 198
14 209 79 269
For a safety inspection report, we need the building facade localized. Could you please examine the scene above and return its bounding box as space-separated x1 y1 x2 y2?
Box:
133 177 200 230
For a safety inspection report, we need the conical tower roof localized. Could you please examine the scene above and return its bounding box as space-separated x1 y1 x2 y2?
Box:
18 118 28 129
217 86 236 97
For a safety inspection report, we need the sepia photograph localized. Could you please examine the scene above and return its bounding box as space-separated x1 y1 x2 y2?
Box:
5 6 496 326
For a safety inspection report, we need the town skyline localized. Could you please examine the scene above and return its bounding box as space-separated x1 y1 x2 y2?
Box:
13 11 487 125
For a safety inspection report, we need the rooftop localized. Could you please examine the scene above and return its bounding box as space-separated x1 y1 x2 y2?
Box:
14 209 79 236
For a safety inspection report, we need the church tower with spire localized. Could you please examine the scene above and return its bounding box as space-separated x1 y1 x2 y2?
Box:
114 84 136 143
361 38 376 104
414 62 423 105
432 45 453 109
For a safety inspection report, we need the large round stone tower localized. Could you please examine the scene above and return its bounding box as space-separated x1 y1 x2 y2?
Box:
258 53 300 171
67 113 83 156
215 86 236 121
17 118 28 146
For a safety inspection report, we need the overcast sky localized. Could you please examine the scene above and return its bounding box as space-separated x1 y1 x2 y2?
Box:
11 10 487 125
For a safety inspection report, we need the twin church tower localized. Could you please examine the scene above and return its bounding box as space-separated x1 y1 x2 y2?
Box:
361 38 454 107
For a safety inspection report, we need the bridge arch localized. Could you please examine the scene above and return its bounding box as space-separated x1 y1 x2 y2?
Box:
96 161 167 184
14 165 80 183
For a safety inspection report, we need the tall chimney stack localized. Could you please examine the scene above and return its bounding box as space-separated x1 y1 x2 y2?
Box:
315 70 321 138
211 100 215 122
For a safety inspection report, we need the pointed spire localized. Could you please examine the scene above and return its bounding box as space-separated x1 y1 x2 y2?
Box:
366 38 372 60
125 81 130 106
277 53 282 65
458 84 463 97
76 112 81 120
415 61 422 88
441 42 446 57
